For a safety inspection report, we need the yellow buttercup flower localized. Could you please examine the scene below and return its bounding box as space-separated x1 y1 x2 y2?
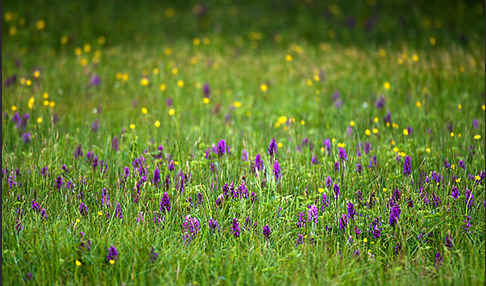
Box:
277 142 283 148
372 128 378 134
141 107 148 114
365 129 371 136
384 82 390 90
153 68 159 75
425 148 431 153
349 121 355 127
97 211 103 216
83 44 91 53
337 143 345 148
412 54 419 62
373 117 379 123
260 83 268 93
36 19 45 30
49 101 56 108
130 124 135 130
33 70 40 79
403 129 409 136
43 100 49 106
318 188 324 193
457 104 462 110
11 105 17 111
300 120 305 125
474 134 481 140
109 259 115 265
306 79 313 86
76 260 82 267
80 58 88 67
168 108 175 116
450 132 454 137
9 26 17 36
171 68 178 75
26 79 32 86
177 80 184 87
140 78 149 86
28 97 35 109
154 120 160 128
43 92 49 99
4 11 13 22
285 54 293 62
416 101 422 108
203 97 210 104
60 36 68 45
233 101 242 108
160 84 166 92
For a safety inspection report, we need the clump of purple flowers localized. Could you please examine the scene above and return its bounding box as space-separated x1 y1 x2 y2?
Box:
182 215 200 241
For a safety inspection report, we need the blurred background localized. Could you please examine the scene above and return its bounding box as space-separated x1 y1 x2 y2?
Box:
3 0 484 50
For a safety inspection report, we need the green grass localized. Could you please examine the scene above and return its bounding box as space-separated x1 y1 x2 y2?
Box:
2 1 485 285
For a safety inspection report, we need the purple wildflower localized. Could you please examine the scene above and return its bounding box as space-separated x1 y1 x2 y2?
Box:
22 132 32 144
369 217 382 238
74 144 83 159
90 75 101 86
325 176 332 188
153 166 161 185
160 192 171 212
182 215 200 241
55 176 63 190
444 232 453 248
80 202 88 216
307 204 319 224
338 147 348 161
268 138 277 157
231 218 241 238
376 95 385 109
273 160 281 181
388 204 401 227
254 154 263 172
114 203 123 219
208 219 219 232
91 119 100 133
339 214 348 230
347 202 356 220
262 224 271 238
322 139 331 154
333 183 340 199
241 149 248 161
403 156 411 176
106 245 119 263
451 186 460 200
149 247 159 262
203 83 210 98
296 234 304 245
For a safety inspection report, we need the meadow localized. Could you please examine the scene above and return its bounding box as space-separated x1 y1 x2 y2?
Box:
2 1 485 285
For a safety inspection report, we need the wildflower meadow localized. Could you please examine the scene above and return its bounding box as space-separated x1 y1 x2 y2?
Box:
2 1 485 285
